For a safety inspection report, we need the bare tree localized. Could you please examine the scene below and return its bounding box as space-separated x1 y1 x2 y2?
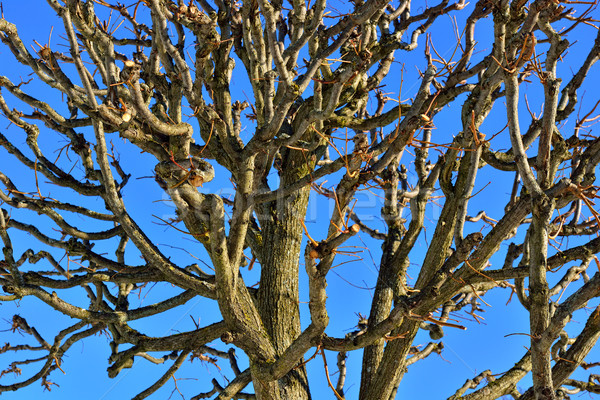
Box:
0 0 599 399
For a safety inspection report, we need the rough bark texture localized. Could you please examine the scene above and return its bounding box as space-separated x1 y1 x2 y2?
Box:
1 1 600 399
258 148 314 399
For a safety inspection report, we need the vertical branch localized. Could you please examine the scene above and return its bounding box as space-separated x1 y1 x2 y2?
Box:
257 0 291 87
536 20 568 190
227 155 255 270
504 72 543 197
454 124 483 246
336 352 347 397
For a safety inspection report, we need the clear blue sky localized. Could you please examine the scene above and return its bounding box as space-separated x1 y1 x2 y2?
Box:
1 1 599 399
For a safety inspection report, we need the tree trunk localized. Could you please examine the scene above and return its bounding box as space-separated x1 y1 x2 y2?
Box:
257 147 313 400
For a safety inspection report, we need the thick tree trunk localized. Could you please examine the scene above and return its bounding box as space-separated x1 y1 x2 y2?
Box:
257 148 313 400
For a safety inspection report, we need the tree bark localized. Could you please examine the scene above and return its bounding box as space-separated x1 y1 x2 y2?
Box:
258 147 313 400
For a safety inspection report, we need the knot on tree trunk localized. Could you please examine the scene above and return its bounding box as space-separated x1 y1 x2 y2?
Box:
155 157 215 188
